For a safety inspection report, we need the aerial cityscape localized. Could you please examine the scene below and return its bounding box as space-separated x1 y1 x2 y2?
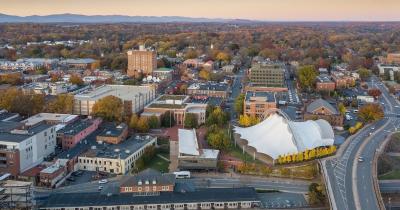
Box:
0 1 400 210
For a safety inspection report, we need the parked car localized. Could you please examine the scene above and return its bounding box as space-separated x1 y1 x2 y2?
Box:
98 179 108 184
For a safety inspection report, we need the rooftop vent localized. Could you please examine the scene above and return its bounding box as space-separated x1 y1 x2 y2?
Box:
145 180 149 185
138 180 142 185
152 180 156 185
114 148 120 153
125 150 130 154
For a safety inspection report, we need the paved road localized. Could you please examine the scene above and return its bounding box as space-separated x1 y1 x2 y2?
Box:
323 76 400 210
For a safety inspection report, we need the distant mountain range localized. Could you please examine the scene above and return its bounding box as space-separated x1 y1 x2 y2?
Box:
0 13 258 23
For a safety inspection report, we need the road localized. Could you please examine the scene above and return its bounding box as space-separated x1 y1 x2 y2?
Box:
323 76 400 210
227 68 245 120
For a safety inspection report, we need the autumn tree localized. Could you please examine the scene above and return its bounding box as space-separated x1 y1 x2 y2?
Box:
358 103 384 123
46 94 74 114
0 88 44 116
129 114 139 129
357 68 371 81
367 88 382 99
238 114 260 127
199 69 211 80
338 103 347 115
137 117 150 133
92 95 123 121
206 107 229 127
308 183 327 205
298 65 317 92
207 126 230 150
69 74 84 86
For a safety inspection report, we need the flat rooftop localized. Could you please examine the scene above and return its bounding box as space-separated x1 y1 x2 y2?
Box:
97 123 127 138
58 119 95 136
74 85 153 101
188 82 228 91
317 75 333 83
245 91 276 103
146 95 189 109
81 135 156 160
22 113 78 126
0 123 53 143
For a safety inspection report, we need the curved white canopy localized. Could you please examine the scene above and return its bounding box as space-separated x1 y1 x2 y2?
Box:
234 114 334 159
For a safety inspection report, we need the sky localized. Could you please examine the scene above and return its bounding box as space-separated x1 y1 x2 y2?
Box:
1 0 399 21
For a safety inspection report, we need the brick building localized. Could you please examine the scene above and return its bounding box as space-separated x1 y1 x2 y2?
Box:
303 99 343 127
57 118 102 150
127 45 157 78
243 91 277 118
316 75 336 92
96 123 128 144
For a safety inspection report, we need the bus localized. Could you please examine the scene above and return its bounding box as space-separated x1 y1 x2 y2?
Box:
173 171 191 179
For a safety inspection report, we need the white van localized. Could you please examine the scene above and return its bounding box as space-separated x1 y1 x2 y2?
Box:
173 171 191 179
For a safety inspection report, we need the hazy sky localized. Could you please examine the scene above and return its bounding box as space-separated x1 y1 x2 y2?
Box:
1 0 399 21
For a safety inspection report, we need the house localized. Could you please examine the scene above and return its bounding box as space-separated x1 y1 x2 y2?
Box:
316 75 336 92
303 99 343 127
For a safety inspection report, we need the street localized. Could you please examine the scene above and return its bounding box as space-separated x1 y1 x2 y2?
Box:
323 76 400 210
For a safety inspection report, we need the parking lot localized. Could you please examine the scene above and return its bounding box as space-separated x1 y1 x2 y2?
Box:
61 170 115 187
258 192 308 209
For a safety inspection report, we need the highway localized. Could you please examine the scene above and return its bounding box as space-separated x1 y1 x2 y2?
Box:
323 76 400 210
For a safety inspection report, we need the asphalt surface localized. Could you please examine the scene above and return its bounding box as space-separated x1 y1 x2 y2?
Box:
379 180 400 193
323 76 400 210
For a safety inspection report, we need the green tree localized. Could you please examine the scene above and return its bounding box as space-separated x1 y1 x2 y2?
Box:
234 93 245 115
148 115 159 129
357 68 371 81
207 129 230 150
184 113 198 128
92 95 123 121
298 65 317 92
161 111 175 127
206 107 229 127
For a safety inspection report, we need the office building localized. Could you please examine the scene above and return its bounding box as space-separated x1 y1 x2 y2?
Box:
73 85 156 115
243 91 277 118
249 62 285 87
142 95 207 126
127 45 157 78
187 82 230 99
77 135 157 175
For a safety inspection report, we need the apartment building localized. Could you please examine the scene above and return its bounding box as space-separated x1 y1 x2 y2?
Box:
249 62 285 87
0 121 57 177
316 75 336 92
73 85 156 115
243 91 277 118
127 45 157 78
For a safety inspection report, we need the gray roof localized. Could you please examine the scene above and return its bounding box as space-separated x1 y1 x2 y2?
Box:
40 187 259 208
82 135 156 159
121 169 175 187
0 123 53 143
58 119 94 136
245 91 276 102
97 123 127 137
306 99 338 115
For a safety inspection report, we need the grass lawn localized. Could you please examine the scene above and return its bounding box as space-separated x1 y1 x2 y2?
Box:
147 156 169 173
379 170 400 180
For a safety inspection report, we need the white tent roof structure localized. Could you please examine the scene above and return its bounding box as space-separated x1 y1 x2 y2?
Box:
233 114 334 159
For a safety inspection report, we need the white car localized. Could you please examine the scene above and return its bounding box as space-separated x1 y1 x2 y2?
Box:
98 179 108 184
358 157 364 162
98 186 104 191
